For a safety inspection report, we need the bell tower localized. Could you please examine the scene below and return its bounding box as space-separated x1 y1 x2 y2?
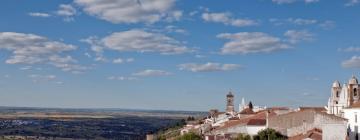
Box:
226 91 234 113
349 75 359 104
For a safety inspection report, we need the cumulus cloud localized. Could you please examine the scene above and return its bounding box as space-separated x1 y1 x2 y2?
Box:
284 30 314 44
56 4 77 21
82 29 192 57
202 12 257 27
74 0 180 24
342 56 360 68
132 69 172 77
217 32 290 54
178 62 241 72
0 32 87 73
28 12 51 18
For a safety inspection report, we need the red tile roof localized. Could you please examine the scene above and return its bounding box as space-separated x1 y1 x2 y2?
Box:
215 110 277 130
288 128 322 140
299 107 326 112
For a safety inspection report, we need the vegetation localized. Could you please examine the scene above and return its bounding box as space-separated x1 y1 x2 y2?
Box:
0 117 183 139
155 118 186 140
233 133 251 140
186 116 196 121
253 128 287 140
248 102 253 109
175 132 202 140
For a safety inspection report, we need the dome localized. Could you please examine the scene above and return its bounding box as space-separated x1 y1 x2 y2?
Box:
332 80 341 88
227 91 234 97
349 75 358 85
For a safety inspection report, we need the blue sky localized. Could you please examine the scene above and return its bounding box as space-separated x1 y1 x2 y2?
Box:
0 0 360 111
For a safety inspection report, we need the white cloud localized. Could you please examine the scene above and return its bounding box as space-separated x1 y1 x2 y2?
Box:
112 57 134 64
126 58 135 63
178 62 241 72
107 76 137 81
304 0 320 3
74 0 179 24
28 12 51 18
319 20 336 30
202 12 257 27
80 36 107 62
165 10 183 22
272 0 297 4
132 69 172 77
287 18 317 25
20 66 32 70
113 58 124 64
217 32 290 54
342 56 360 68
272 0 319 4
195 55 206 58
345 0 359 6
0 32 87 73
56 4 77 21
338 46 360 52
164 25 187 34
284 30 314 44
83 29 192 56
28 74 57 83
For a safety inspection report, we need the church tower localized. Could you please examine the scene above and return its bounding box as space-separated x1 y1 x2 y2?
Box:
331 80 341 105
226 91 234 113
349 75 359 104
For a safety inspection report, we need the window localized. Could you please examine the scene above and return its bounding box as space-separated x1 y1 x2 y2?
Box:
335 101 338 104
355 113 358 123
355 88 358 96
336 91 339 97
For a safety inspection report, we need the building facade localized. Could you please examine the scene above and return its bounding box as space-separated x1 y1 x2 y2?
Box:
327 75 360 117
226 91 234 113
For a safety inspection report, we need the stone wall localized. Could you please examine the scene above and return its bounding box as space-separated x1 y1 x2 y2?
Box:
268 110 347 138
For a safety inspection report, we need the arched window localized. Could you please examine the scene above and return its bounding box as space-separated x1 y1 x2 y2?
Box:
336 91 339 97
335 101 338 104
355 88 358 96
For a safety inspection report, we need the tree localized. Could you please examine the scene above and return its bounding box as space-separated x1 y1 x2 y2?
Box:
253 128 287 140
248 101 253 109
176 132 202 140
233 133 251 140
187 116 195 121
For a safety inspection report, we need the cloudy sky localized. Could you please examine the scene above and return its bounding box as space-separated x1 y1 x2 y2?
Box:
0 0 360 111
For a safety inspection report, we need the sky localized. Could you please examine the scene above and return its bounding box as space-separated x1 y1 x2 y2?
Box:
0 0 360 111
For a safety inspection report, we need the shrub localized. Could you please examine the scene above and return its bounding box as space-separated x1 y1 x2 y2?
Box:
176 132 202 140
253 128 287 140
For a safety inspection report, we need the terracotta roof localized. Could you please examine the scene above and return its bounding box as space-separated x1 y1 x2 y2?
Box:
228 117 239 120
299 107 326 112
247 119 266 126
215 110 277 130
288 128 322 140
267 107 290 110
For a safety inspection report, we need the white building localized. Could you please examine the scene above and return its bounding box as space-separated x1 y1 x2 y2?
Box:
343 103 360 140
326 75 360 117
